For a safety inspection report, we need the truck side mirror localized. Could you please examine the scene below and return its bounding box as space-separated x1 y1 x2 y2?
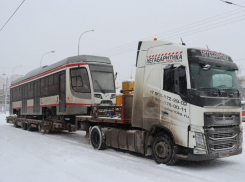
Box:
174 68 179 94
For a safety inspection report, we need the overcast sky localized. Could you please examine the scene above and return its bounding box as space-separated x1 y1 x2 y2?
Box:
0 0 245 81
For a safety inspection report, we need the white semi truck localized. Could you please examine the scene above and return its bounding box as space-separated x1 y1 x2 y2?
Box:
127 40 243 164
7 40 243 165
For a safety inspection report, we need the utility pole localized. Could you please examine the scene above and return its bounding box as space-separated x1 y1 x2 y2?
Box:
78 30 94 55
40 51 55 67
11 65 22 83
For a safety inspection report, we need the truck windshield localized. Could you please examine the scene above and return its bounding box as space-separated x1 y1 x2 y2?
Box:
89 64 115 93
190 63 239 91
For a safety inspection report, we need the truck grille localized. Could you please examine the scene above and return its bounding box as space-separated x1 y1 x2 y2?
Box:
208 132 237 140
205 127 239 154
204 112 240 127
210 143 236 151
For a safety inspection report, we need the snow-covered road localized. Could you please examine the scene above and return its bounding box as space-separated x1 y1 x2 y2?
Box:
0 113 244 182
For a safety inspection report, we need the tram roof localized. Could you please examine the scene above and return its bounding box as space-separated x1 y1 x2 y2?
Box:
11 55 111 86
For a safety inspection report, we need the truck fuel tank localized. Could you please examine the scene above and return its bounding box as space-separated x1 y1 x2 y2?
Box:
102 127 145 154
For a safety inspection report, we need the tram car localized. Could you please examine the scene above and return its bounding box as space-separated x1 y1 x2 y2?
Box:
10 55 116 119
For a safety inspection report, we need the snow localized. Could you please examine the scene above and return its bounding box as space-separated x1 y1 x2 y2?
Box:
0 113 244 182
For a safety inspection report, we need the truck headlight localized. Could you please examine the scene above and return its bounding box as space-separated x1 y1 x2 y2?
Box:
195 132 206 149
193 147 207 154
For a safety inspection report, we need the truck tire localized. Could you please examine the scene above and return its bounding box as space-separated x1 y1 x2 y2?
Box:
152 133 177 165
90 126 106 150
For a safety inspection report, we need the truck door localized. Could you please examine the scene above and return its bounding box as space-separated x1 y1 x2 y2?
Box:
160 64 190 147
142 64 161 129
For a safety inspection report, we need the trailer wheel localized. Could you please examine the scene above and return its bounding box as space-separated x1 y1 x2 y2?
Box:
22 122 27 130
38 123 44 133
14 120 18 128
151 133 176 165
27 123 32 131
90 126 106 150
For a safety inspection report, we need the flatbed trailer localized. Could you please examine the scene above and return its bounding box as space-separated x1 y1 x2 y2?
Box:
6 116 77 132
6 102 131 133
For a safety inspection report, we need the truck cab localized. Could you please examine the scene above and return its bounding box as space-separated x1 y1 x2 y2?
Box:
132 40 243 162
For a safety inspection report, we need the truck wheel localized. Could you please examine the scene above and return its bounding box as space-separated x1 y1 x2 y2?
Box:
90 126 106 150
151 133 176 165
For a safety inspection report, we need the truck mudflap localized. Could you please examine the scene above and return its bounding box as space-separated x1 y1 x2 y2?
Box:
177 148 242 161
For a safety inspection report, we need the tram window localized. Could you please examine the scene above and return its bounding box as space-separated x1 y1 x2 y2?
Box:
70 68 91 93
46 77 49 86
71 77 77 86
49 75 53 85
41 78 45 87
54 73 58 84
25 84 28 97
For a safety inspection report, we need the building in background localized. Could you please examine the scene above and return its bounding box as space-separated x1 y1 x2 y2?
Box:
0 89 10 112
0 74 22 113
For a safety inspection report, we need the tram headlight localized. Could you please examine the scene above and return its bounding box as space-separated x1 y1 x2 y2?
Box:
195 132 206 149
110 94 116 99
94 94 102 99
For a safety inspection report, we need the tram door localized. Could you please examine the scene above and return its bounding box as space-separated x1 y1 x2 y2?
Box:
59 71 66 112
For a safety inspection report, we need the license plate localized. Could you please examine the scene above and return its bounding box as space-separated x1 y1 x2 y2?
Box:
219 152 230 158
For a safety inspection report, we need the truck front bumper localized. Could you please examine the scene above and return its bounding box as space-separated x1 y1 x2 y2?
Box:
184 148 242 161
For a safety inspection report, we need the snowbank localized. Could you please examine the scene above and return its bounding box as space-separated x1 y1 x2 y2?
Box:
0 113 244 182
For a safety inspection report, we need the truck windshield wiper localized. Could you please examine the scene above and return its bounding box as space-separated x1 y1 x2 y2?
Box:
197 87 221 95
95 80 105 94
